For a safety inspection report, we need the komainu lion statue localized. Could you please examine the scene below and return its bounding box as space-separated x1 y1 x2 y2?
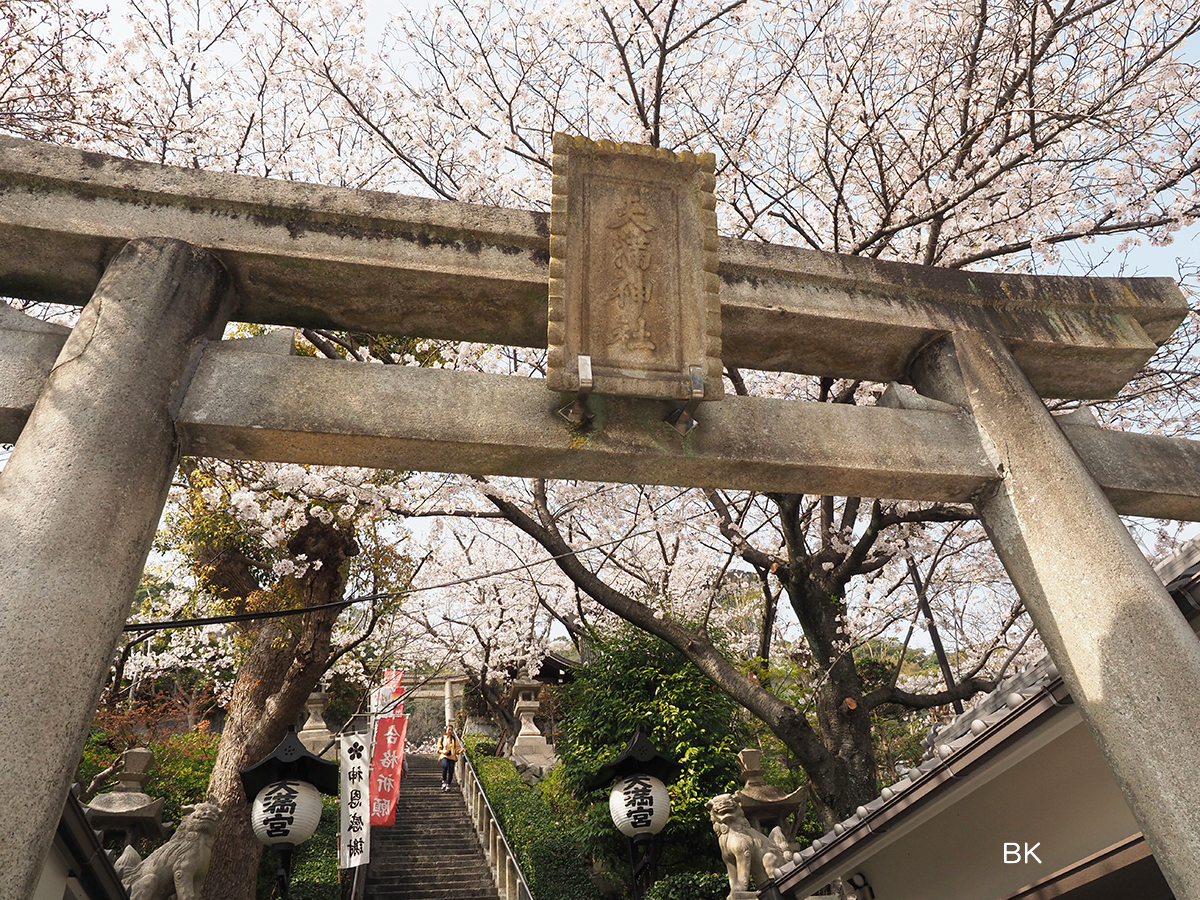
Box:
707 793 794 896
114 802 221 900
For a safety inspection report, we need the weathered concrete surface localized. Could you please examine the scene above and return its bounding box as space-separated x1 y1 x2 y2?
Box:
0 137 1186 399
912 331 1200 900
7 326 1200 516
0 239 232 900
0 303 68 440
1058 420 1200 521
719 239 1182 399
173 343 996 502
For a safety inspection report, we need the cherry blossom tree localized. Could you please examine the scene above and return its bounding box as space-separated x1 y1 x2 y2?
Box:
392 517 573 739
5 0 1199 840
0 0 117 142
150 459 406 900
246 0 1198 821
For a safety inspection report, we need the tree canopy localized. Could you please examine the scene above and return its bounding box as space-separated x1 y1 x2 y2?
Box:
2 0 1198 889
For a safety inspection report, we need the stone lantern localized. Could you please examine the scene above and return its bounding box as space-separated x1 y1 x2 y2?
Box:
509 675 554 771
733 749 806 843
297 683 335 759
87 747 167 849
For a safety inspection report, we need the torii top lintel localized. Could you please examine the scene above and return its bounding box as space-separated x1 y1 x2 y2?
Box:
0 136 1185 400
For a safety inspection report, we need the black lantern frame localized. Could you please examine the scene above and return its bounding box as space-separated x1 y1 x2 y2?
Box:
588 730 680 900
240 726 339 899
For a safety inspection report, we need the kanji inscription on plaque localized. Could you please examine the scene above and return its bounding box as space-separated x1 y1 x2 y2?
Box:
546 134 723 402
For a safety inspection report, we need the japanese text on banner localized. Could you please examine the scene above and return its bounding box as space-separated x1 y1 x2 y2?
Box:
339 732 371 869
369 714 408 826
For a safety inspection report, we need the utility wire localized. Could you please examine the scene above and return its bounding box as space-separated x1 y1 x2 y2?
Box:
122 597 367 633
122 522 667 633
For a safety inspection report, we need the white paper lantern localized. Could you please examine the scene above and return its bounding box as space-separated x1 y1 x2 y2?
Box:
251 780 323 846
608 774 670 837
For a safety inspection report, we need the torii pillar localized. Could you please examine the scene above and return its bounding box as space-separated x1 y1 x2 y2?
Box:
2 137 1200 899
913 330 1200 897
0 238 231 898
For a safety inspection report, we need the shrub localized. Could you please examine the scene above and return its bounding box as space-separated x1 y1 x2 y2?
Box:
145 729 221 825
554 627 747 878
259 795 340 900
464 738 601 900
645 872 729 900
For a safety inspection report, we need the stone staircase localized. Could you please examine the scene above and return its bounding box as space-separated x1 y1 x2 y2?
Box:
365 754 500 900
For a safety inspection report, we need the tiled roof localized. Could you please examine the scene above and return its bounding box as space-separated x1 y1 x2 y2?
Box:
918 653 1061 762
765 536 1200 894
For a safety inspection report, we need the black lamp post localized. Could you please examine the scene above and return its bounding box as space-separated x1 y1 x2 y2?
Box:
587 730 681 900
240 725 340 899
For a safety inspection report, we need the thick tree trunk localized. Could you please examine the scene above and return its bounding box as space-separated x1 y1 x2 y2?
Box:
476 675 521 746
787 573 881 823
199 517 358 900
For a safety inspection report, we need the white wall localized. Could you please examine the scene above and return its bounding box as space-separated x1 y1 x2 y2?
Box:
852 721 1142 900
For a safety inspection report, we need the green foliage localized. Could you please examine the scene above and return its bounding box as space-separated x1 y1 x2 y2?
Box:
79 724 220 827
470 737 499 758
644 872 728 900
258 795 341 900
462 679 491 716
554 627 747 877
463 736 601 900
145 730 221 825
850 636 944 787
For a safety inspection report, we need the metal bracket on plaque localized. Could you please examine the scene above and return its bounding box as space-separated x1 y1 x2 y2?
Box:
559 355 595 425
664 366 706 435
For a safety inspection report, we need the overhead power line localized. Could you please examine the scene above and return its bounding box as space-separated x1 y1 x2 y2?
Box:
122 521 675 633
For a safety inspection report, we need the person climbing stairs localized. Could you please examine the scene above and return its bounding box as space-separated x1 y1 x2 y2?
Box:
364 754 500 900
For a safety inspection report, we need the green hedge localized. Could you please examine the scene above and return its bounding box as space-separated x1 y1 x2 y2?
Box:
644 872 728 900
145 730 221 825
290 795 341 899
464 736 600 900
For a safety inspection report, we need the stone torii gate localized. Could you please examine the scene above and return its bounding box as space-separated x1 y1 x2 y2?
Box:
399 673 468 727
2 135 1200 899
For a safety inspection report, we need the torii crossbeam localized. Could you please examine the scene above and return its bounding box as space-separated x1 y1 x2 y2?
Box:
2 137 1199 899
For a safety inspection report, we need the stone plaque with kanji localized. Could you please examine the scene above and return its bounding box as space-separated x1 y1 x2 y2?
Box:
546 134 723 401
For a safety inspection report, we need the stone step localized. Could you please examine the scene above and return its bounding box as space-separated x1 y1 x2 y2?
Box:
369 893 497 896
368 875 495 883
374 830 482 840
373 832 479 841
366 882 498 894
363 755 499 900
367 891 499 898
366 883 496 892
368 869 494 880
368 860 491 870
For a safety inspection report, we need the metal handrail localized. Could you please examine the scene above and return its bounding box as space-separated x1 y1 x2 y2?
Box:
455 730 535 900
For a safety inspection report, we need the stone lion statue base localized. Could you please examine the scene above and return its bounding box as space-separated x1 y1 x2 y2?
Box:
114 802 221 900
707 793 795 896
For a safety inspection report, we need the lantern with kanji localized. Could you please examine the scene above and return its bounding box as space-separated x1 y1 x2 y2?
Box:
250 780 323 846
587 731 680 900
240 726 339 899
608 773 670 838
